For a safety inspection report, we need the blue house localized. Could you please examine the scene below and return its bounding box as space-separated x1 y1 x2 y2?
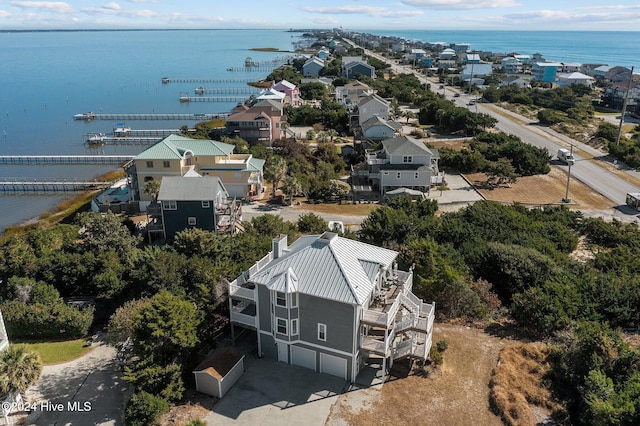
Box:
532 62 562 83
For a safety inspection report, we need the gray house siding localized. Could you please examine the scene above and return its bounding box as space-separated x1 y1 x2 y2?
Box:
363 126 396 140
259 332 278 359
380 170 430 189
299 294 354 354
162 200 214 240
257 285 271 333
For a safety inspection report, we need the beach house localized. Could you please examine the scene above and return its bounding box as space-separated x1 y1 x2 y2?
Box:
228 233 435 381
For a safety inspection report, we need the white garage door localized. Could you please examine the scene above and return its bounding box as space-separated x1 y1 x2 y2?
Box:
320 353 347 380
291 346 316 371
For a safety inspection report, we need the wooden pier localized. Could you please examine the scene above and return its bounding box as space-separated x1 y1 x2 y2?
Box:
116 129 181 137
72 113 229 121
161 77 252 84
179 95 248 103
86 136 162 146
194 87 260 95
0 155 134 165
0 179 113 193
226 66 278 72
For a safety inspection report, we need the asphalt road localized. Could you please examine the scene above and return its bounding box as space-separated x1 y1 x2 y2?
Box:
347 38 640 206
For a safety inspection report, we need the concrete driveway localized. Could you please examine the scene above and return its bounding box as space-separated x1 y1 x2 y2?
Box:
23 333 129 426
205 355 346 425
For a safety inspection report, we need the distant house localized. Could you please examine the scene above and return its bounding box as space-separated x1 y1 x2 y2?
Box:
464 53 481 64
561 62 582 73
594 65 612 79
438 48 456 60
361 116 402 141
342 56 376 79
228 232 435 381
557 72 595 87
502 57 523 74
461 63 493 84
602 81 640 111
225 100 285 145
604 66 633 83
316 48 330 60
513 54 531 64
352 94 391 128
352 135 440 196
255 87 287 104
499 76 531 89
152 175 242 241
125 134 265 208
335 80 374 110
532 62 562 83
302 57 325 78
272 80 301 106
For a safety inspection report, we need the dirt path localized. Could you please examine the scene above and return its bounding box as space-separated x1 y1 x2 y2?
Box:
328 323 513 426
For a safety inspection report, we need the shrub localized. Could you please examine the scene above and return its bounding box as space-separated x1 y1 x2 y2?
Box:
2 300 94 339
435 339 449 353
429 347 444 365
124 391 170 426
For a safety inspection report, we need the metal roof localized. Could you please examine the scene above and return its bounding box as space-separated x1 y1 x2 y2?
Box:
249 233 398 306
134 134 234 160
157 176 227 201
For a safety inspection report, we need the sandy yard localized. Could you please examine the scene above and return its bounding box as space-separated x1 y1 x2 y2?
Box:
465 166 614 210
327 323 513 426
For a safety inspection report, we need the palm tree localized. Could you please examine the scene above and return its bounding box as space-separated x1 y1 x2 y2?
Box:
143 179 161 202
0 344 42 398
281 176 302 206
263 156 287 199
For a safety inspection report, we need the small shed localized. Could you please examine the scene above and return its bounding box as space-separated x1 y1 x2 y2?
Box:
193 347 245 398
626 193 640 211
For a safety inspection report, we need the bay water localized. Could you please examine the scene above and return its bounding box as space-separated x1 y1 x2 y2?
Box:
0 29 637 232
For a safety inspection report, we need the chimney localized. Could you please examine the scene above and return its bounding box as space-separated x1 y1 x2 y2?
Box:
272 234 288 259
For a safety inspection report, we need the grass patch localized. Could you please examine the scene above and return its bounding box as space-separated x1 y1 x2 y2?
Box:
18 339 94 365
489 343 565 426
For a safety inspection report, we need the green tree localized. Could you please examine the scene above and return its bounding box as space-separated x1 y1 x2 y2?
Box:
124 391 170 426
108 298 149 353
123 361 185 402
281 175 302 206
0 344 42 398
264 156 288 198
131 290 200 366
297 213 329 234
76 211 141 268
143 180 161 202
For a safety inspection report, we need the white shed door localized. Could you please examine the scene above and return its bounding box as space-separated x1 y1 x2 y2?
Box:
291 346 316 371
320 353 347 379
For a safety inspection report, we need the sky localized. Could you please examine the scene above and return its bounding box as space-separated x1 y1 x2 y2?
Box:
0 0 639 31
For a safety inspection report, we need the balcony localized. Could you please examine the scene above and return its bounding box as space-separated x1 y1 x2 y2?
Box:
230 300 257 329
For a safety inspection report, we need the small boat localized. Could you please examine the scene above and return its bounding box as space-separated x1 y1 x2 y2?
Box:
73 111 96 120
194 87 205 95
161 77 170 84
113 127 131 137
179 95 191 103
86 133 106 144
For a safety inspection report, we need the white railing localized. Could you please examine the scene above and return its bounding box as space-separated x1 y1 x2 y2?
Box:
256 252 273 269
229 283 256 301
230 311 257 328
395 315 414 332
362 309 387 326
360 336 385 354
403 291 422 311
393 339 414 359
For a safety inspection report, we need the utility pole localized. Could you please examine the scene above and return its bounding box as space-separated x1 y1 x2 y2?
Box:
563 144 574 203
615 66 634 145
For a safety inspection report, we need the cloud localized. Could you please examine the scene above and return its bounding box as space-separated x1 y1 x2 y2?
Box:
82 3 157 18
400 0 518 9
302 5 423 18
102 2 120 11
0 10 11 18
504 9 640 24
10 1 73 14
128 0 157 3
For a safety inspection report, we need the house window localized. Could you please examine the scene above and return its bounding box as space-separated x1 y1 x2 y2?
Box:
188 217 196 225
276 318 288 335
318 323 327 341
146 161 154 168
403 156 412 163
201 201 210 208
163 200 177 210
163 161 170 168
291 319 298 335
276 292 286 307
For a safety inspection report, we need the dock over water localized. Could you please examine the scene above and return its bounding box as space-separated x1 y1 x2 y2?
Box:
162 77 252 84
179 96 248 103
0 179 113 193
0 155 134 165
73 113 229 121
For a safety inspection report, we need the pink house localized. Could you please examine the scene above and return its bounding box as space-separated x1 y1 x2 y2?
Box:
272 80 301 106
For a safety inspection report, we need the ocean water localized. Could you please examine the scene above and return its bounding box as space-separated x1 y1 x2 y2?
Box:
0 29 638 232
0 29 298 232
366 30 639 68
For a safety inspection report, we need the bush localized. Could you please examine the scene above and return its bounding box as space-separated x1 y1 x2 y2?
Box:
124 391 170 426
435 339 449 353
2 300 94 339
429 347 444 365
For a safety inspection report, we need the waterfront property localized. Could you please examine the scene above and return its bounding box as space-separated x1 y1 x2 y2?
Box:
125 134 264 210
532 62 562 83
229 233 435 382
303 57 325 77
225 100 285 145
341 56 376 79
147 175 242 242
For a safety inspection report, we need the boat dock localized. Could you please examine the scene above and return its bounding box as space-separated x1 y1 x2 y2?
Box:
73 113 229 121
162 77 252 84
179 95 248 103
0 179 113 193
115 129 182 137
194 87 260 95
85 135 162 146
0 155 134 165
226 66 278 72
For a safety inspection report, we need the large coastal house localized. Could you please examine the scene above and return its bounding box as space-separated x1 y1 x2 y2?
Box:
341 56 376 79
302 57 325 78
532 62 562 83
228 233 435 382
147 175 243 242
351 94 391 130
351 135 441 197
125 134 264 209
224 100 285 145
271 80 301 106
361 116 402 141
336 80 375 110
